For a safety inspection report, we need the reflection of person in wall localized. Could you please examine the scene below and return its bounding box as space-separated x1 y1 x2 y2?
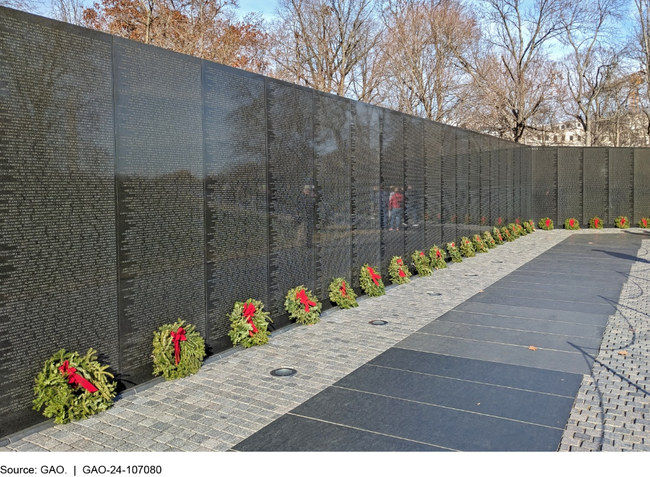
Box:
380 187 391 229
406 185 419 227
389 187 404 231
296 185 315 248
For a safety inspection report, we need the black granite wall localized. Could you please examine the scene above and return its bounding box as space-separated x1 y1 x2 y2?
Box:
0 6 556 438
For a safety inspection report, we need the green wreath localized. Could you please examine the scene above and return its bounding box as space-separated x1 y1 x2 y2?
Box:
492 227 504 245
459 237 475 257
429 245 447 269
388 256 411 284
482 231 497 249
589 216 603 229
501 227 514 242
228 299 273 348
472 234 488 253
507 223 520 238
615 216 630 229
564 218 580 230
33 348 116 424
285 286 322 324
411 250 433 276
360 264 385 297
528 220 536 232
329 277 359 308
523 221 534 233
447 242 463 262
538 217 554 230
517 223 527 235
152 319 206 380
638 217 649 228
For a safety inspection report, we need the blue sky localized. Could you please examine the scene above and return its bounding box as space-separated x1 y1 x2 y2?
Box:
237 0 278 20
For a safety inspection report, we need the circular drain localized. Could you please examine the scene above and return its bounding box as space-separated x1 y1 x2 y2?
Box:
428 292 442 296
369 320 388 326
492 260 504 263
270 368 297 377
465 273 479 277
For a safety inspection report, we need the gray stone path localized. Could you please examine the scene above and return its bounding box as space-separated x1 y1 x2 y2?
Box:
559 233 650 451
0 228 642 452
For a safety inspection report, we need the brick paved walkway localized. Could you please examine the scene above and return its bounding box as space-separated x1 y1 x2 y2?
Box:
559 233 650 451
0 228 644 452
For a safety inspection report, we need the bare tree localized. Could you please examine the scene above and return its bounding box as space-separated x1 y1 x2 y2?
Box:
50 0 86 25
559 0 623 146
270 0 380 97
633 0 650 138
453 0 566 142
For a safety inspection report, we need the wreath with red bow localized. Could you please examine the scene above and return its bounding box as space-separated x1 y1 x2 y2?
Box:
564 218 580 230
360 264 385 297
412 250 433 276
429 245 447 269
460 237 476 257
538 217 554 230
638 217 649 228
152 319 206 380
523 220 535 233
388 256 411 284
447 242 463 262
492 227 504 245
33 348 116 424
328 277 359 308
285 286 322 324
229 299 273 348
615 216 630 229
472 234 489 253
589 216 603 229
507 223 520 238
481 231 496 249
501 227 515 242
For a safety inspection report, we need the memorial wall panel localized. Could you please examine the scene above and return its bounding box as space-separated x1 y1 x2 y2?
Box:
532 148 557 222
266 80 315 318
489 138 500 227
441 126 457 243
203 63 268 349
424 121 443 247
506 144 514 222
0 8 117 434
479 138 491 228
498 142 508 224
351 102 381 290
456 130 469 239
513 147 521 221
114 39 205 378
557 148 583 224
634 148 650 221
314 93 352 303
468 135 481 234
609 148 634 223
404 116 425 254
521 147 532 219
582 148 608 223
380 110 405 274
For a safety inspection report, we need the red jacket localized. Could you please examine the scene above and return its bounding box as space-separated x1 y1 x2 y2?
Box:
389 192 403 210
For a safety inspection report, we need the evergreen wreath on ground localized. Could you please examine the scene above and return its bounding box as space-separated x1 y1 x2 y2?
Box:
528 220 536 231
589 216 603 229
638 217 649 228
459 237 475 257
492 227 504 245
285 286 322 324
412 250 433 276
517 223 527 235
564 218 580 230
523 220 534 233
447 242 463 262
328 277 359 308
507 223 520 238
615 216 630 229
228 299 273 348
538 217 554 230
501 227 514 242
33 348 116 424
429 245 447 269
389 256 411 284
152 319 206 380
472 234 489 253
482 231 497 249
360 264 385 297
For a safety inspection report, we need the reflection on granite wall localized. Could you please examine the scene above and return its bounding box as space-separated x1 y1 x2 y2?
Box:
8 6 647 439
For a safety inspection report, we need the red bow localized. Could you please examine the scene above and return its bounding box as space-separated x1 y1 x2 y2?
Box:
420 252 425 256
171 328 187 365
644 219 647 227
570 219 574 226
545 219 550 227
340 281 347 297
621 217 626 224
436 250 441 258
594 218 599 228
243 303 258 336
498 218 502 225
59 360 98 393
515 218 519 224
367 267 381 286
296 289 316 312
399 269 406 277
397 258 403 265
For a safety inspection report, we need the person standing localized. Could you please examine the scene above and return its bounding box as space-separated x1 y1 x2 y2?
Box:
388 187 404 231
